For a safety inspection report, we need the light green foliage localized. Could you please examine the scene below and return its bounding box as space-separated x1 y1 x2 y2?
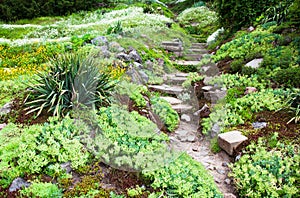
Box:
0 75 31 107
208 73 267 90
182 72 204 88
229 139 299 198
127 185 146 197
82 105 175 171
20 182 62 198
143 153 222 197
177 7 218 41
151 96 179 132
213 28 280 62
115 81 148 107
202 89 284 134
0 117 89 188
26 52 115 117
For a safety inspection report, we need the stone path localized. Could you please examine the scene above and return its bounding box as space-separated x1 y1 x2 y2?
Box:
153 41 237 196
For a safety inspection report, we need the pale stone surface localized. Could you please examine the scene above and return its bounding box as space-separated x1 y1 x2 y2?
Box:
0 102 12 115
0 123 7 130
171 104 193 113
175 73 189 77
244 86 257 94
148 84 183 95
245 58 263 69
9 177 31 192
160 97 182 105
181 114 191 122
175 60 200 66
218 131 248 155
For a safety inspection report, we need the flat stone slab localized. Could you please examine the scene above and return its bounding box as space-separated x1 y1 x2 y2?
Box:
161 41 182 47
202 85 214 92
188 48 208 54
245 58 263 69
175 73 189 77
172 104 193 114
160 96 183 105
218 131 248 155
175 60 200 66
184 54 203 61
191 43 207 48
165 74 187 84
148 84 183 95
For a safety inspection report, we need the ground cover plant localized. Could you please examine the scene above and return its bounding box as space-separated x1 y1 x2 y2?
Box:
0 1 299 197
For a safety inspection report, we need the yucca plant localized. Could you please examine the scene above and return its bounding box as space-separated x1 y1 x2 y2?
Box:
25 52 115 117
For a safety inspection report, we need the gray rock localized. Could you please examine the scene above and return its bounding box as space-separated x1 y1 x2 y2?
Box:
181 114 191 122
109 41 124 52
160 97 182 105
129 50 142 63
204 89 227 104
0 123 6 130
60 162 72 174
244 87 257 95
248 26 255 32
252 122 267 129
245 58 263 69
217 169 226 175
116 52 131 62
145 60 153 70
126 68 143 85
9 177 31 192
224 193 237 198
138 70 149 83
91 36 108 46
218 131 248 155
224 178 231 185
98 46 111 58
211 123 220 137
222 162 228 167
0 102 12 115
133 62 143 69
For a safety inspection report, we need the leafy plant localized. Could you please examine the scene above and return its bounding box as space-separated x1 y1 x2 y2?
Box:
151 96 179 132
25 52 115 117
229 139 299 198
114 81 148 108
182 72 204 88
107 21 123 35
143 153 223 197
20 182 62 198
0 117 89 188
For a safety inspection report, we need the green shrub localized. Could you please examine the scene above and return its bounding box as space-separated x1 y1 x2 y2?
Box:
26 52 115 117
182 72 204 88
0 0 102 22
0 117 89 188
115 81 148 108
20 182 62 198
177 6 218 41
216 0 279 31
229 139 299 198
143 153 222 197
151 96 179 132
80 105 175 171
272 66 300 88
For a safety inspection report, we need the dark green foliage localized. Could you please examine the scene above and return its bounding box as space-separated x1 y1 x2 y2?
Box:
0 0 102 22
216 0 279 31
26 52 115 117
272 67 300 88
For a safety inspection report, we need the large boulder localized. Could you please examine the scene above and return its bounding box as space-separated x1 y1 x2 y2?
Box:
91 36 108 46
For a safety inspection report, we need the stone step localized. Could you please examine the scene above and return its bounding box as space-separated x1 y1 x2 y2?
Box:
161 41 182 47
164 74 187 85
162 45 183 52
171 104 193 114
192 43 207 48
148 84 184 95
184 54 203 61
188 48 208 54
160 96 183 105
175 60 200 66
175 73 189 77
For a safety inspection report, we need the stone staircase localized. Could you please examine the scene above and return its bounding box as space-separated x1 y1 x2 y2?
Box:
148 40 237 196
